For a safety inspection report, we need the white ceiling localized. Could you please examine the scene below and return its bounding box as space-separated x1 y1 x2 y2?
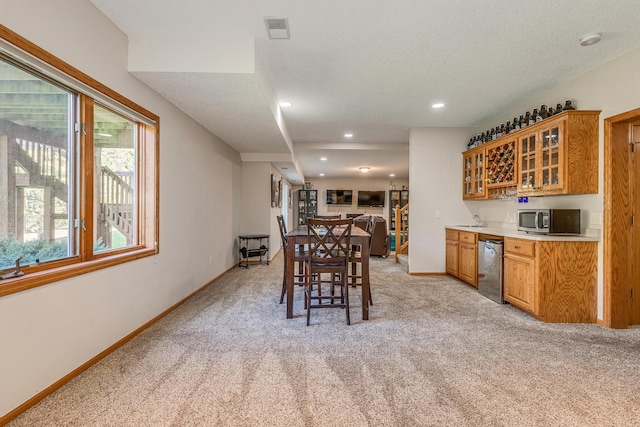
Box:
89 0 640 185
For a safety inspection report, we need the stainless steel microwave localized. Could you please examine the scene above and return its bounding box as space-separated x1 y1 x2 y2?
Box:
517 209 581 234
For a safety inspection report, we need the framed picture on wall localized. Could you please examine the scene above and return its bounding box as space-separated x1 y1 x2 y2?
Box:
271 174 278 207
277 179 283 208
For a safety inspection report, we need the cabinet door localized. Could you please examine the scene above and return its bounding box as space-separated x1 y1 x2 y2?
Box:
462 153 474 198
539 121 564 192
308 190 317 216
400 190 409 206
519 132 537 191
459 242 477 286
463 150 486 199
504 255 535 313
389 190 399 230
446 240 459 276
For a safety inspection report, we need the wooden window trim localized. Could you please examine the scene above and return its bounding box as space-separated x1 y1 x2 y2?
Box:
0 25 159 298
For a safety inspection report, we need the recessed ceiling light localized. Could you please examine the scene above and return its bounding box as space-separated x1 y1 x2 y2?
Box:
389 173 395 177
279 101 292 107
432 103 445 109
359 167 370 173
320 157 327 161
319 173 325 177
344 133 353 138
580 33 602 46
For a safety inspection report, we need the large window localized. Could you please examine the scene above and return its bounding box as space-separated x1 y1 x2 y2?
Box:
0 59 76 269
0 26 158 297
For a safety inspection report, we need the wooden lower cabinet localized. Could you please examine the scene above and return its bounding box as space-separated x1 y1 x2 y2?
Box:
503 247 536 313
445 237 459 276
445 229 477 287
459 242 477 285
503 237 597 323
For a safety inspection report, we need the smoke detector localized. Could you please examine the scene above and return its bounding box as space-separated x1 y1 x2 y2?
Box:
580 33 602 46
265 17 290 40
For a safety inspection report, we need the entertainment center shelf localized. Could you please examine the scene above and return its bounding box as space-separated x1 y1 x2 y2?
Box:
297 186 396 226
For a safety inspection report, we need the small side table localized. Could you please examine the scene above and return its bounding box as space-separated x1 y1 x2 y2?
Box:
238 234 270 268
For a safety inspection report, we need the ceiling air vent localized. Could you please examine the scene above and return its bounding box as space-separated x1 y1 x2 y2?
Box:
264 17 290 40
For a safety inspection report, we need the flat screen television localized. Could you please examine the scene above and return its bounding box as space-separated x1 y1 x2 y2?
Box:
326 189 353 205
357 190 385 207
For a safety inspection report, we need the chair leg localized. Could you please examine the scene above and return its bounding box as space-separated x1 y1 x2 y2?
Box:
306 281 312 326
280 275 286 304
343 276 350 325
280 257 287 304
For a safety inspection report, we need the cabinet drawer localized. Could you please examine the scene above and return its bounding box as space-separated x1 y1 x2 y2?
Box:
459 231 477 244
504 238 535 257
446 229 459 241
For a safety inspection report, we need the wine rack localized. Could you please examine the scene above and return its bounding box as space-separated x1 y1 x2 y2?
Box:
485 140 516 188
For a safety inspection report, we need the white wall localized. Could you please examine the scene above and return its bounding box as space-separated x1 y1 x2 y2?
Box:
303 178 409 224
0 0 242 418
409 46 640 320
408 127 477 272
269 166 294 258
240 162 295 261
241 162 271 235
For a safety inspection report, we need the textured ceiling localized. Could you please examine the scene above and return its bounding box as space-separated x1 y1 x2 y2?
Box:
89 0 640 184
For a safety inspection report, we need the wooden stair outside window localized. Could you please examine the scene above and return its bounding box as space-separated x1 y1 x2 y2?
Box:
4 123 134 246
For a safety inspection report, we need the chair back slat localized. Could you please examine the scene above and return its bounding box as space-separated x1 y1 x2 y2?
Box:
277 215 287 247
307 218 351 266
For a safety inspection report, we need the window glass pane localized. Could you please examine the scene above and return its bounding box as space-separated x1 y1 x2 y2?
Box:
94 104 136 253
0 58 75 270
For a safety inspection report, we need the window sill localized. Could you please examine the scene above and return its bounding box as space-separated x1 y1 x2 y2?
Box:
0 247 157 298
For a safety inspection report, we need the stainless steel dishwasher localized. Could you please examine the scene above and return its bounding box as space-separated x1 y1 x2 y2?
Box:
477 238 505 304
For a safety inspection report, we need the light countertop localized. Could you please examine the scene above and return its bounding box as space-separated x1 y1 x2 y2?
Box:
445 224 600 242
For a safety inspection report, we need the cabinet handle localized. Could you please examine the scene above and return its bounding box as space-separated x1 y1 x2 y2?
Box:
514 245 520 249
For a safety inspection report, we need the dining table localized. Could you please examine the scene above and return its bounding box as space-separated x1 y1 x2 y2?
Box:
285 225 371 320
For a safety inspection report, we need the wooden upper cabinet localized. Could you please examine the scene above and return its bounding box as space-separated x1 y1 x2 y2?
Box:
517 110 600 196
462 147 486 200
462 110 600 200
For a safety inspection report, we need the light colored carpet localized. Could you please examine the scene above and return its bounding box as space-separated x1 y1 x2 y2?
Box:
9 253 640 426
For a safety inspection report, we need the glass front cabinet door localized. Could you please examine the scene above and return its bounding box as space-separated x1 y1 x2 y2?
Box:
539 123 563 191
462 148 486 199
517 118 565 195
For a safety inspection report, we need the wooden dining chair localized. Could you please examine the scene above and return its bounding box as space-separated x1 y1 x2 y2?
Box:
277 215 305 304
305 218 352 325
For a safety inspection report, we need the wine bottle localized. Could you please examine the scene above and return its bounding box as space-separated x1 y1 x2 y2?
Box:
539 104 548 119
513 117 520 131
563 100 576 111
534 108 542 122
